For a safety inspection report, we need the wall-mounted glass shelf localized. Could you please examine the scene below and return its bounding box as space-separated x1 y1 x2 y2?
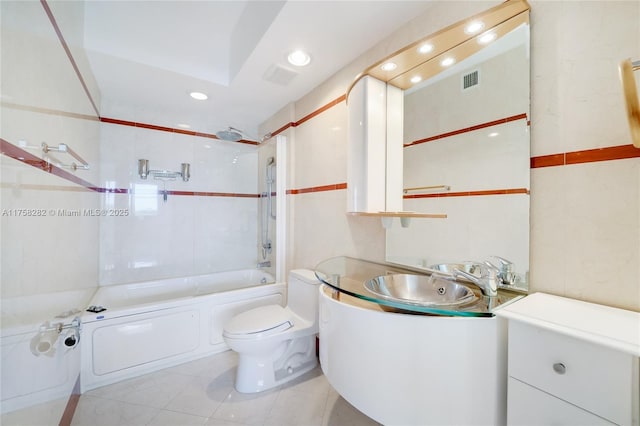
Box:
314 256 524 317
346 211 447 218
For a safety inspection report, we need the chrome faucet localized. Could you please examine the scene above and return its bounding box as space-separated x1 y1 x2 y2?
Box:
453 263 499 297
257 261 271 268
486 256 516 286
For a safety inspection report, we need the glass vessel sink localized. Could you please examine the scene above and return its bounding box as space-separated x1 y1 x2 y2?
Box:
364 274 476 307
315 256 524 317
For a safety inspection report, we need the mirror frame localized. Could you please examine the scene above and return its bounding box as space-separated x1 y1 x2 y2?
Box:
619 59 640 148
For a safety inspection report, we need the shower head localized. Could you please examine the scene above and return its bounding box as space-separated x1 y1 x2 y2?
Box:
267 156 275 166
216 127 244 142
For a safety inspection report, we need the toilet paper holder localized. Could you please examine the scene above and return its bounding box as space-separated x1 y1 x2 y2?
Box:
30 316 81 357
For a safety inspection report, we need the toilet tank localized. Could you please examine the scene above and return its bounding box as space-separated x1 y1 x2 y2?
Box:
287 269 321 324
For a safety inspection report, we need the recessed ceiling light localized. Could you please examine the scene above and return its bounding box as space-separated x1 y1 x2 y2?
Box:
190 92 208 100
418 43 434 54
287 49 311 67
465 21 485 34
440 57 455 67
381 62 397 71
488 132 499 137
478 32 497 44
177 123 191 129
410 76 422 84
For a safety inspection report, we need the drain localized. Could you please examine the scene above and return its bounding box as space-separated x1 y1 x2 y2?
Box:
437 287 446 295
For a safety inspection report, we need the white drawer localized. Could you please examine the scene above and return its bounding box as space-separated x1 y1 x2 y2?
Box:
508 320 634 425
507 377 615 425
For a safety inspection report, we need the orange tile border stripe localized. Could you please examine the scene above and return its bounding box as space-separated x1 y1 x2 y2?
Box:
294 95 347 127
531 144 640 168
1 139 261 198
566 144 640 165
100 117 259 145
530 153 565 168
287 182 347 195
269 95 347 138
404 113 528 147
404 188 529 199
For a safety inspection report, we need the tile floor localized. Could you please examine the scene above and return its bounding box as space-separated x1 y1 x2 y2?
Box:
69 350 380 426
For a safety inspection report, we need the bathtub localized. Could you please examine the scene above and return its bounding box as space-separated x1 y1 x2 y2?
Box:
80 269 285 392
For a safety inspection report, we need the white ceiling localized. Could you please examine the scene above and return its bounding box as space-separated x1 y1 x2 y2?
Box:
82 1 434 139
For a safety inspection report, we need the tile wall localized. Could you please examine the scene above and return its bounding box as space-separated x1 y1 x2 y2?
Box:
97 116 259 286
1 1 263 421
268 0 640 311
1 1 100 421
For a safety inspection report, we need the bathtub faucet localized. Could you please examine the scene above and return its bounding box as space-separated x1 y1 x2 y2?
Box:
257 261 271 268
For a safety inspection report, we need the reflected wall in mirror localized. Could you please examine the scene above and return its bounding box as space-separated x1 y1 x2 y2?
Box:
384 3 530 289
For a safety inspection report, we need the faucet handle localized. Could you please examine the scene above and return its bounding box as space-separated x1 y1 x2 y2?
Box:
490 255 513 270
480 262 500 278
488 256 517 285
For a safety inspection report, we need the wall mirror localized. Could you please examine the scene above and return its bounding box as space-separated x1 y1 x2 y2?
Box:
353 0 531 288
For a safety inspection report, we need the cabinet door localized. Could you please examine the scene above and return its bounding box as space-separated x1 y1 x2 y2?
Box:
508 378 615 426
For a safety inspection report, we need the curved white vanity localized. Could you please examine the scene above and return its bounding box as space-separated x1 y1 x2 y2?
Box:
315 257 523 425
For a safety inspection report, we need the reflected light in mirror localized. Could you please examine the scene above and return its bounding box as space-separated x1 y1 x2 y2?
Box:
441 57 455 67
418 43 434 54
465 21 485 34
478 32 497 44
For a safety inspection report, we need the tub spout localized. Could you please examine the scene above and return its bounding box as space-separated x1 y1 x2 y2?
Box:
257 261 271 268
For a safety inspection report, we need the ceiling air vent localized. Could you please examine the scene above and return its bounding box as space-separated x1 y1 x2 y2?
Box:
263 64 299 86
462 70 479 90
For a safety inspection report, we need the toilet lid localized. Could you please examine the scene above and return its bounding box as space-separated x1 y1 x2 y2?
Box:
224 305 293 337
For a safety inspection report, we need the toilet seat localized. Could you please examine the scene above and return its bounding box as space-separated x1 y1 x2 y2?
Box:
224 305 293 339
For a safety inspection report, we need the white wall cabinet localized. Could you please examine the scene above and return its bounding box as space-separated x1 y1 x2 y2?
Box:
346 75 403 213
496 293 639 426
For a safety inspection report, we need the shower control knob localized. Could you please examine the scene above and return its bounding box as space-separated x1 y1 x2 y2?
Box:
287 366 294 374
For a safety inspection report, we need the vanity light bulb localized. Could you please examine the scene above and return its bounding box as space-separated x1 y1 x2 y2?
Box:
478 32 497 44
418 43 434 54
441 57 455 67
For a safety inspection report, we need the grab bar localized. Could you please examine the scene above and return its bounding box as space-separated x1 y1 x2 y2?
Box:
403 185 450 194
619 58 640 148
42 142 90 171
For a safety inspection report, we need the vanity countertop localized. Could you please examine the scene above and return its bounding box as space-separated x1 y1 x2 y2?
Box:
315 256 524 317
495 292 640 356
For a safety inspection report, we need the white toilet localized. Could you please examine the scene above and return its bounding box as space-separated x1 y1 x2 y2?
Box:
222 269 321 393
